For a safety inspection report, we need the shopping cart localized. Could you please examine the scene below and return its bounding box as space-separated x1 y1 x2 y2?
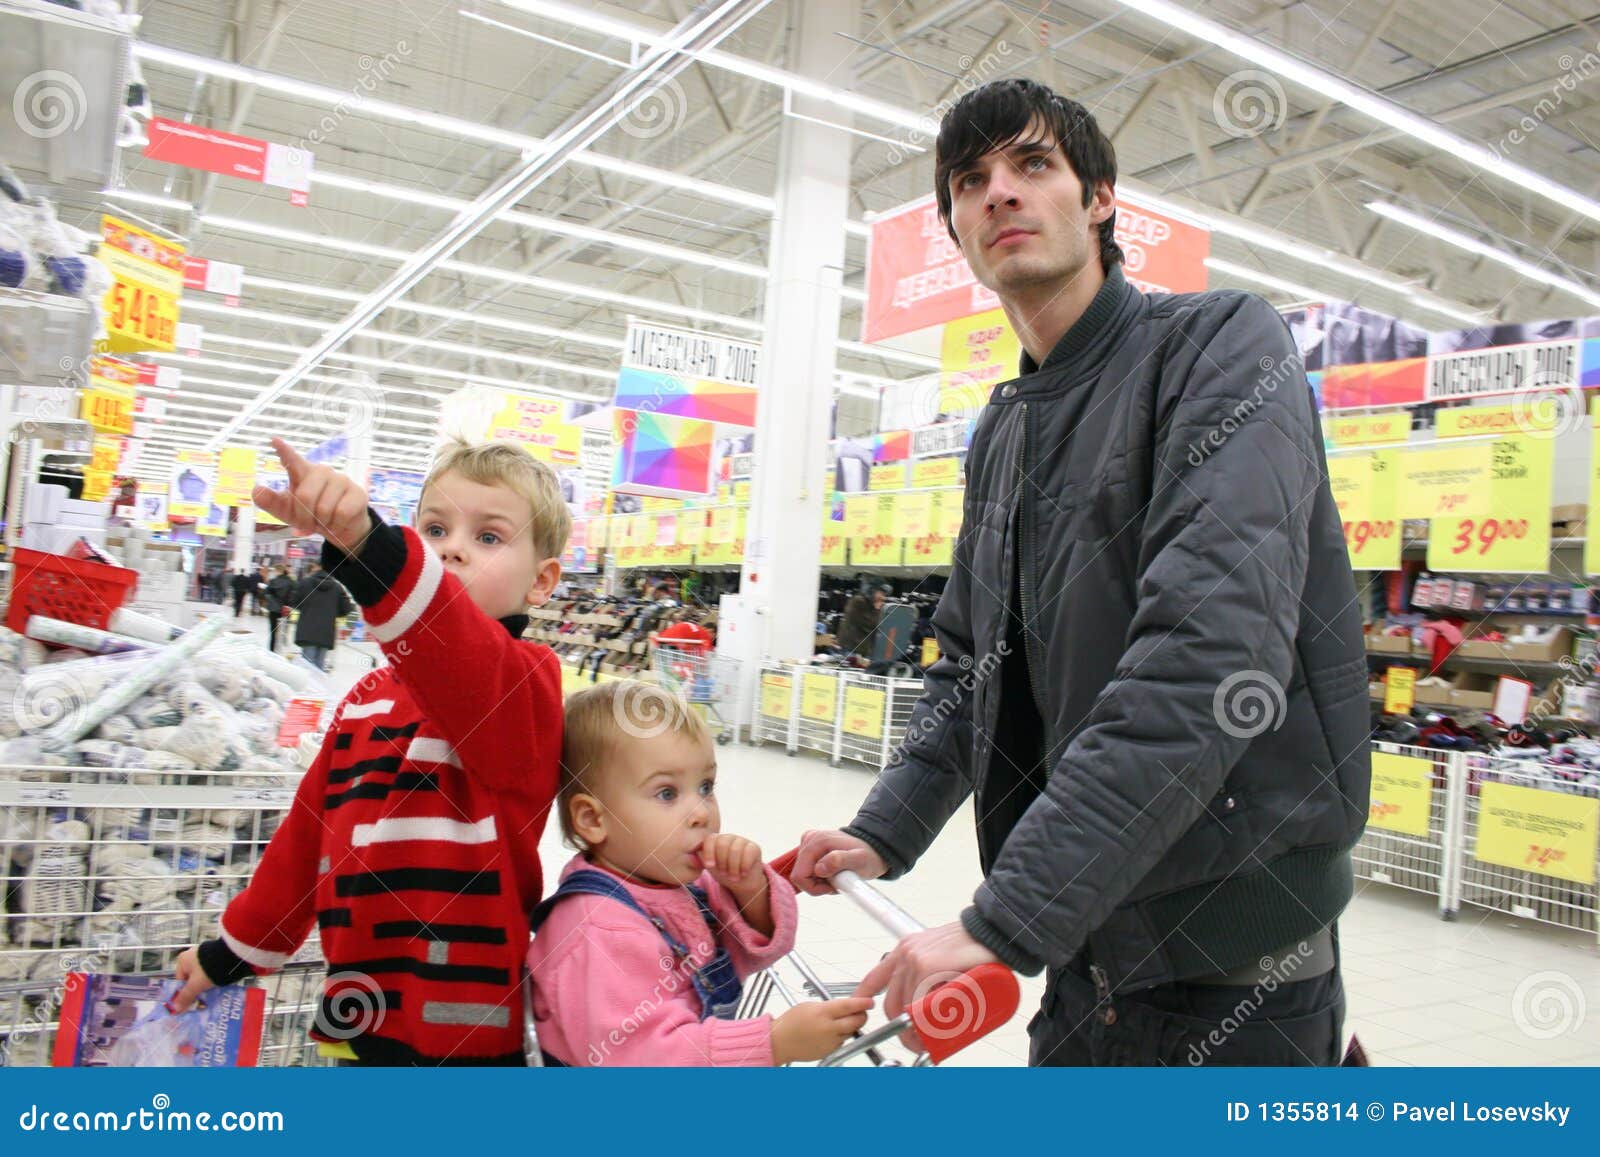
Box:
652 645 738 745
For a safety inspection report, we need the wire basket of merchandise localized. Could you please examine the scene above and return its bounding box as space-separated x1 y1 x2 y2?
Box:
652 646 739 745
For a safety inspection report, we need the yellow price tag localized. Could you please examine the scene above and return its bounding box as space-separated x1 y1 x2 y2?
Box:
1368 752 1434 837
1475 782 1599 885
1399 442 1493 518
760 674 792 719
1383 666 1415 715
896 492 933 539
1426 437 1552 574
842 686 886 739
801 673 837 721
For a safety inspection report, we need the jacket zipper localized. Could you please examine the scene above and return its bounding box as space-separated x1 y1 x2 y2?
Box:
1012 403 1050 737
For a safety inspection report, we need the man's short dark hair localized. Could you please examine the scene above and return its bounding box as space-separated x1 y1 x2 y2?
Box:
934 78 1123 272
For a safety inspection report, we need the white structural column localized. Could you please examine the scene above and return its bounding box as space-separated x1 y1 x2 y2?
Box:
229 505 255 574
739 0 857 663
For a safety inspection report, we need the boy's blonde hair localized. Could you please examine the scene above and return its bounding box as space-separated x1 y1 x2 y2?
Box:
558 680 713 849
421 438 572 562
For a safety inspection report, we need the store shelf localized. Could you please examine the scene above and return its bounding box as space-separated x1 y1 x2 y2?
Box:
1366 650 1568 676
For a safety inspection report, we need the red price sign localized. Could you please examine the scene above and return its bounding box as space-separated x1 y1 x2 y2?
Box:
1450 518 1529 556
1343 519 1396 555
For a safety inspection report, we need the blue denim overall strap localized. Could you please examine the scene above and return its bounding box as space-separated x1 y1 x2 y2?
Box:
684 885 744 1020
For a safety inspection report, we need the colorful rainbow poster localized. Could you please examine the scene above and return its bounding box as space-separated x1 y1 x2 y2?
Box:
611 409 715 499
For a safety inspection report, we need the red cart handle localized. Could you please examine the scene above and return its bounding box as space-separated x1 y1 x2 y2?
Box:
768 846 800 879
907 963 1021 1064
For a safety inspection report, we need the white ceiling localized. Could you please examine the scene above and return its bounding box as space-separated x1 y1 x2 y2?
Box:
76 0 1600 484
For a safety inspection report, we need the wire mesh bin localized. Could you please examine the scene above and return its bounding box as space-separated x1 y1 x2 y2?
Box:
746 661 926 772
1354 741 1461 916
0 764 302 989
1453 753 1600 941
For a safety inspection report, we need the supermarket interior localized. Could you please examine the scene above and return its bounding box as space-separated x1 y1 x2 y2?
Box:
0 0 1598 1074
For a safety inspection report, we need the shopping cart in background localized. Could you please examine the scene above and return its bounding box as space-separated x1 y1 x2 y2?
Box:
653 643 739 746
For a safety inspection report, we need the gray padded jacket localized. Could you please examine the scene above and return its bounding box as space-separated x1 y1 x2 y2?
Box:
844 265 1371 990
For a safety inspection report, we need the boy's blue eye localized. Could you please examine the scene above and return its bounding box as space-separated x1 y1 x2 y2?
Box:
424 524 445 538
656 787 677 803
478 532 500 546
698 780 715 797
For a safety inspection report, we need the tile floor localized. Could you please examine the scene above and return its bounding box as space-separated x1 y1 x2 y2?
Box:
278 614 1600 1066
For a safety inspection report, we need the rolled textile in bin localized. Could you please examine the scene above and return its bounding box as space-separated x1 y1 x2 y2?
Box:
33 614 232 753
23 616 154 655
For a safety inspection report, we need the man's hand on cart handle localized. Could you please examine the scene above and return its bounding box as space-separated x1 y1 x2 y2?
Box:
788 830 887 896
252 438 375 554
854 922 1002 1025
170 946 216 1014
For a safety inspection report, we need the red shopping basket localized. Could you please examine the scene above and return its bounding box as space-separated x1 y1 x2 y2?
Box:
4 547 140 635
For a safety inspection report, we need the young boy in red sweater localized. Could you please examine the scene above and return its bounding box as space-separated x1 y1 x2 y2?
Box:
171 436 571 1065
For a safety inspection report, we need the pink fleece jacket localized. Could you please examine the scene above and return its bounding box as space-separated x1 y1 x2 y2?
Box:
526 853 798 1066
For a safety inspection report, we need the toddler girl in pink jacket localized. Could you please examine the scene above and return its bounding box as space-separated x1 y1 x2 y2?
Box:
527 681 873 1066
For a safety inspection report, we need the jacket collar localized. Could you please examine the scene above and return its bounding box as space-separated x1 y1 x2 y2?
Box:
1017 263 1135 377
500 613 530 639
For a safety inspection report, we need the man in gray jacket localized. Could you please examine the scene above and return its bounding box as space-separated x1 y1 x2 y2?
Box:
793 80 1371 1066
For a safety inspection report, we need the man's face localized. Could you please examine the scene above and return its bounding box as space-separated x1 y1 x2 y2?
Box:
944 120 1110 300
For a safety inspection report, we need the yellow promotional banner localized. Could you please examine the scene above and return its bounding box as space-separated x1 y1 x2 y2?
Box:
98 215 184 353
801 673 838 722
870 463 908 491
632 515 654 546
169 449 217 520
1349 449 1402 571
852 535 903 566
1367 752 1434 837
615 545 641 567
657 542 694 567
875 494 897 535
89 435 123 476
906 532 952 566
708 507 736 545
1427 436 1552 573
1589 398 1600 577
936 489 964 538
1398 442 1493 518
214 446 257 507
843 686 886 739
641 497 682 512
820 532 847 566
487 393 582 467
939 309 1020 417
844 494 877 538
760 674 793 719
1435 404 1558 440
1326 454 1372 519
1383 667 1416 715
589 518 610 549
1475 782 1599 885
912 456 962 489
197 511 228 538
677 512 706 548
82 357 139 436
733 481 751 504
1326 412 1411 446
896 492 933 539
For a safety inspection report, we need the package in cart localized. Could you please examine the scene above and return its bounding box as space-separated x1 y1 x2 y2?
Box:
52 972 265 1067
